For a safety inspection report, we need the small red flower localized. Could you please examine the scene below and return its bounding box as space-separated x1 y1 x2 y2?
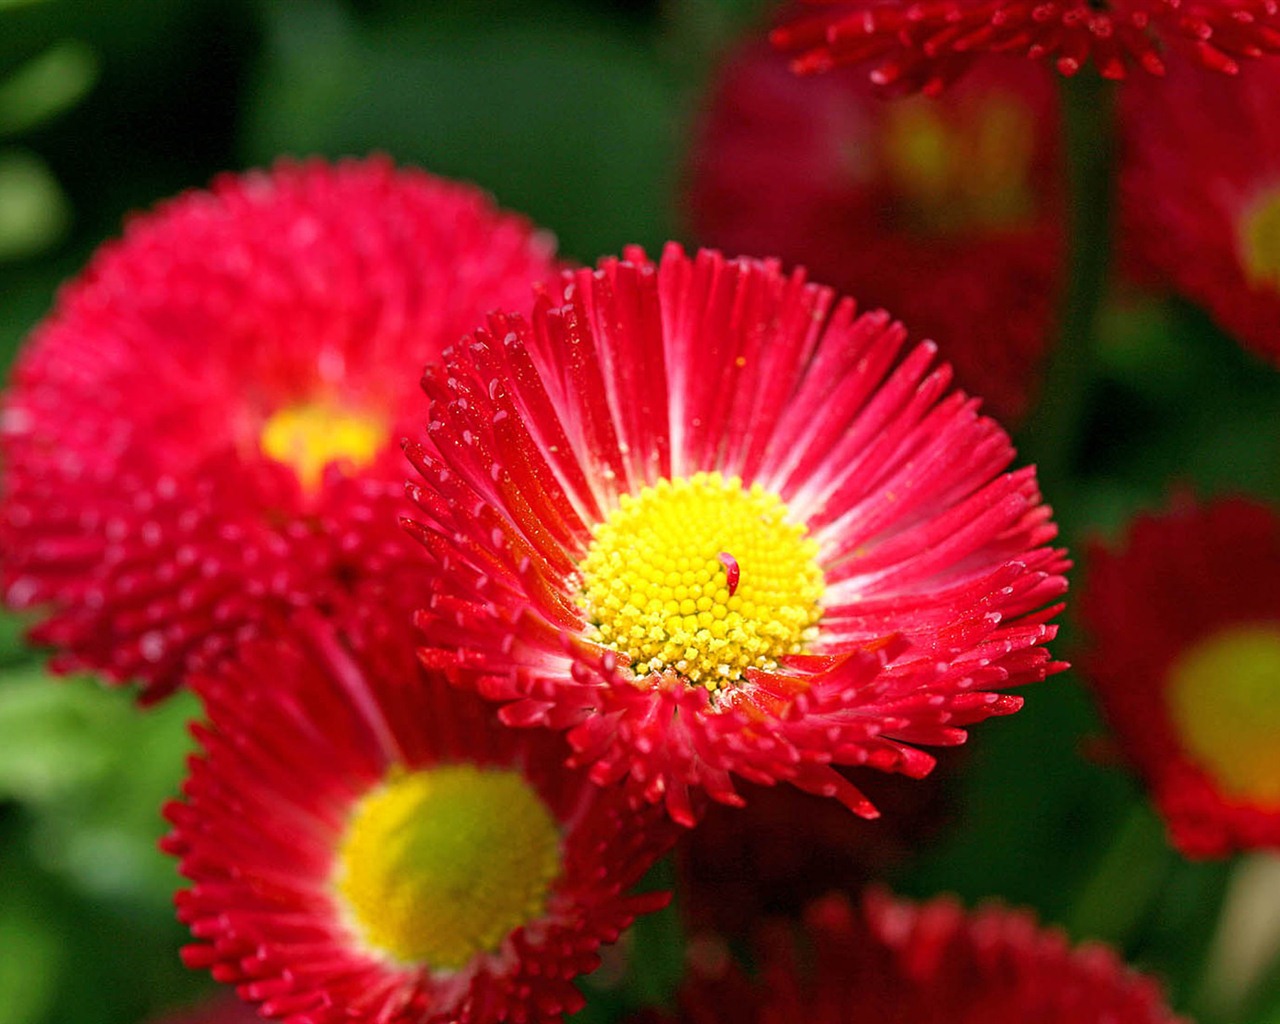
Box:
1120 57 1280 367
688 43 1064 425
163 608 676 1024
651 890 1186 1024
0 157 559 699
1081 495 1280 857
772 0 1280 90
407 244 1068 826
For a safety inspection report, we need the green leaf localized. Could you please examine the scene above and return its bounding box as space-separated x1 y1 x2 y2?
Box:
0 899 62 1024
0 147 69 261
245 0 681 262
0 39 99 136
0 667 121 803
0 669 198 903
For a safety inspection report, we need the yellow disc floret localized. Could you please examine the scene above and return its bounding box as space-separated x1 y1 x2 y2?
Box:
578 472 824 690
335 764 562 970
260 401 385 493
1168 624 1280 806
1241 189 1280 290
882 92 1036 234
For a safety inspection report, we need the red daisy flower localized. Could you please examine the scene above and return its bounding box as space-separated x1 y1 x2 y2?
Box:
407 243 1068 826
771 0 1280 90
688 43 1064 425
646 890 1185 1024
1081 495 1280 857
163 607 676 1024
1120 56 1280 367
0 156 559 700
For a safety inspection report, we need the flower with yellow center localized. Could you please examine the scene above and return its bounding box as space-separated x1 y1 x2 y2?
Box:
579 472 824 690
688 46 1063 426
882 93 1037 235
1082 495 1280 858
260 402 386 494
166 613 677 1023
1168 625 1280 807
0 157 561 701
408 245 1066 826
336 764 562 969
1119 60 1280 369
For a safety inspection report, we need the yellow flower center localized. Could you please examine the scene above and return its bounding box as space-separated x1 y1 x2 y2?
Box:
881 92 1036 234
334 764 562 970
260 402 385 492
578 472 824 691
1168 624 1280 806
1240 188 1280 290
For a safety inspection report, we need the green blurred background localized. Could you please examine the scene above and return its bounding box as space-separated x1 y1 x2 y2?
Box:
2 2 1280 1022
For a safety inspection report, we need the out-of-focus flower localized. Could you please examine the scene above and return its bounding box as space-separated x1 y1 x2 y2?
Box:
0 157 559 700
1082 495 1280 857
163 608 675 1024
772 0 1280 91
677 764 956 935
407 243 1068 826
688 44 1063 425
1120 57 1280 367
643 890 1187 1024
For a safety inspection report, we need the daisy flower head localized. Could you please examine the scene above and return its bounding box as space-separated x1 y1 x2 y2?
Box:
1120 55 1280 367
407 243 1068 826
0 156 559 700
650 890 1186 1024
1082 495 1280 857
164 606 676 1024
689 42 1064 425
771 0 1280 92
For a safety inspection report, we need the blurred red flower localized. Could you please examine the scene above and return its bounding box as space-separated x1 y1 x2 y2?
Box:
647 890 1186 1024
688 43 1064 425
0 157 558 699
1120 57 1280 367
1082 495 1280 857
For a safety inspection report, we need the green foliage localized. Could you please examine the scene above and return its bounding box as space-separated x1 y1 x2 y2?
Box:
0 657 208 1023
246 0 683 262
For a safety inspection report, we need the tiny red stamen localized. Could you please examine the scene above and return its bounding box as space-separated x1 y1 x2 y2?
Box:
718 552 740 596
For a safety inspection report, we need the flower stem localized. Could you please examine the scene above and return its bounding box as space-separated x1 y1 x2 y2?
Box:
626 854 685 1006
1018 71 1117 507
1067 801 1172 944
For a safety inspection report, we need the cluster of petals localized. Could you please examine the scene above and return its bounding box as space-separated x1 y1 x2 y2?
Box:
688 43 1064 424
1081 495 1280 857
1119 55 1280 367
647 890 1186 1024
0 156 558 699
163 606 676 1024
406 243 1068 826
771 0 1280 91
